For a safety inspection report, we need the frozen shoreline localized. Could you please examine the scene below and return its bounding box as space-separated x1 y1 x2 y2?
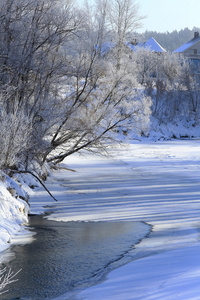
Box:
0 174 32 262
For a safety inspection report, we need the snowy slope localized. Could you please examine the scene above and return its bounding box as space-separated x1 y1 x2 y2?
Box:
0 173 30 253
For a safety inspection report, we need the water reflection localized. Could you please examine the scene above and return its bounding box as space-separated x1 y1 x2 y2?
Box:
1 217 150 300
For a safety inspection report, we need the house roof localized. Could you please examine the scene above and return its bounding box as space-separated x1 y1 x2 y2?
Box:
174 35 200 53
99 41 134 56
144 37 167 52
100 42 116 56
127 37 167 53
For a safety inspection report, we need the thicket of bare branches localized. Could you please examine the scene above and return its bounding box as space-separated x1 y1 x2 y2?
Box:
0 0 197 174
0 0 152 173
131 46 200 124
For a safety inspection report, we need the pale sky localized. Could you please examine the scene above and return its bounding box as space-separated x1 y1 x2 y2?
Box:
138 0 200 33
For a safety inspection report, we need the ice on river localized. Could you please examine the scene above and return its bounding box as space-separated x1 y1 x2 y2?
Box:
29 139 200 300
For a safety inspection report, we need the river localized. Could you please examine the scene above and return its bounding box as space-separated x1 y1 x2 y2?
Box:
1 216 150 300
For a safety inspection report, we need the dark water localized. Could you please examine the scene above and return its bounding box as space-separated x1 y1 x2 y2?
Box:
1 217 150 300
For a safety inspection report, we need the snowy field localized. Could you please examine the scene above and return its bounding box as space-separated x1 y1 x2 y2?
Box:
26 139 200 300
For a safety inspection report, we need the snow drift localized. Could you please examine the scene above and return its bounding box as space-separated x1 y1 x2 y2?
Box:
0 172 29 252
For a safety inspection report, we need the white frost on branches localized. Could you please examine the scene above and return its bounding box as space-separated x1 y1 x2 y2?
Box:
0 263 21 296
0 106 33 170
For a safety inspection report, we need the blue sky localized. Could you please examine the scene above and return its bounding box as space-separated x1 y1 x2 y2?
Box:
138 0 200 33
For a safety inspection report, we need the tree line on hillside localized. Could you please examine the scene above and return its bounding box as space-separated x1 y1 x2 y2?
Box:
135 27 200 52
0 0 198 177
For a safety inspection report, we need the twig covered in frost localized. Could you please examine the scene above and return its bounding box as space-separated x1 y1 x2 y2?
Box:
0 265 21 295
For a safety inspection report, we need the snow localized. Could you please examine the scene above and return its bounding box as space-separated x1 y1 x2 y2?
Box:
174 36 200 53
127 37 167 53
143 37 167 53
102 37 166 57
70 245 200 300
149 117 200 140
25 139 200 300
1 138 200 298
0 173 31 257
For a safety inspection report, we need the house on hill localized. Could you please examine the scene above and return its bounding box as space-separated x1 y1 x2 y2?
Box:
173 32 200 60
99 37 167 58
127 37 167 53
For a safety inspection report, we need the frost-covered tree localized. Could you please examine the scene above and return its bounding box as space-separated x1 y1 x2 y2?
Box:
131 46 156 87
107 0 143 68
0 102 32 170
182 61 200 114
44 59 151 164
151 53 185 118
131 48 190 121
37 0 151 164
0 0 151 172
0 0 77 110
94 0 110 56
0 0 79 169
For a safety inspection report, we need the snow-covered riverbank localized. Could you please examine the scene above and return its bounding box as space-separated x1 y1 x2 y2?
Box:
0 173 30 256
28 139 200 300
